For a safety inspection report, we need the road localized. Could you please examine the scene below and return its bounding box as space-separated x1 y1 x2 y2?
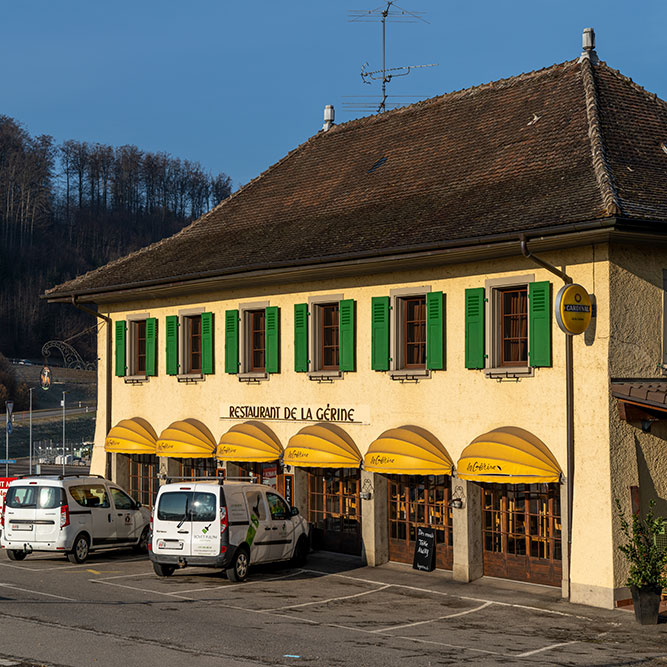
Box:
2 405 96 421
0 549 664 666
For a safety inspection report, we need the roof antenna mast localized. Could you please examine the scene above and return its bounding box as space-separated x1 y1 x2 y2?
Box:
347 2 437 114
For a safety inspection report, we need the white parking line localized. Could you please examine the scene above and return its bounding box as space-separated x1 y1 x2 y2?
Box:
371 600 493 633
175 569 303 594
260 584 391 612
0 583 75 601
515 640 579 657
89 579 194 600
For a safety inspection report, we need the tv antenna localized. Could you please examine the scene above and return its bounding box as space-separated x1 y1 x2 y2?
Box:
346 2 437 113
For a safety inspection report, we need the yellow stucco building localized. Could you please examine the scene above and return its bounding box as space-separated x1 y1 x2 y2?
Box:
46 39 667 609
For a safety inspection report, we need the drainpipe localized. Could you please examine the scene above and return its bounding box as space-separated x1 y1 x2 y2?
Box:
71 297 112 479
519 234 574 601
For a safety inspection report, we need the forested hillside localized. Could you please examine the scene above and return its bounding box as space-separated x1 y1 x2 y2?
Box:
0 115 231 361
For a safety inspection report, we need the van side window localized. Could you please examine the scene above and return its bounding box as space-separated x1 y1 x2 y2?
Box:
191 493 216 522
266 492 290 520
70 485 110 509
110 488 134 510
245 491 267 521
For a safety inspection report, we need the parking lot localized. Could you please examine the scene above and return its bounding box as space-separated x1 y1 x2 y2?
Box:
0 548 665 666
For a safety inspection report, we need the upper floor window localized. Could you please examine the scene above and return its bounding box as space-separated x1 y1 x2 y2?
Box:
248 309 266 373
225 306 279 376
115 316 156 379
371 290 443 375
165 311 214 378
465 280 551 372
294 299 355 375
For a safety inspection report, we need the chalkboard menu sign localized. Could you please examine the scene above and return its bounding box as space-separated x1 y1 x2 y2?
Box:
412 526 436 572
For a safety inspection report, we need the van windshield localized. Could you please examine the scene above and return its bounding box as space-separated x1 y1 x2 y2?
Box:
157 492 216 522
6 486 63 509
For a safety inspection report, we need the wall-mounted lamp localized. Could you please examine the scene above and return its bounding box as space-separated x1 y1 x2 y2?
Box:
448 485 466 509
360 478 373 501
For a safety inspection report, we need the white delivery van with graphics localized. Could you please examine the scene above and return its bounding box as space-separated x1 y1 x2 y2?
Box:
1 474 150 563
150 478 310 581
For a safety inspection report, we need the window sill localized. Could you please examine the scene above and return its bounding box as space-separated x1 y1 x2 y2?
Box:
485 367 534 380
238 372 269 383
177 373 204 383
308 371 343 382
124 375 148 384
389 369 430 382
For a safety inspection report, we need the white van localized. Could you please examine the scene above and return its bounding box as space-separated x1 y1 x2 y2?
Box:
0 474 150 563
150 478 310 581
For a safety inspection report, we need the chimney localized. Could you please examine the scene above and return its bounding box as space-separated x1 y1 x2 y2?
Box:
579 27 599 64
322 105 335 132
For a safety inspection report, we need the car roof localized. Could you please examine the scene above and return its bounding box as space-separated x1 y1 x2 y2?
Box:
158 480 270 492
10 475 108 485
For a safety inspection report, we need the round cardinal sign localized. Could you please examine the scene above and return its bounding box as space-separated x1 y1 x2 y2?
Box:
555 284 592 335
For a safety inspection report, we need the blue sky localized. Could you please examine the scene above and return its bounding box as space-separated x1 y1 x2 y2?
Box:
2 1 665 189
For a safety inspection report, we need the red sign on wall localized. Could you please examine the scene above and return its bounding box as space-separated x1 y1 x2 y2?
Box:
0 478 17 515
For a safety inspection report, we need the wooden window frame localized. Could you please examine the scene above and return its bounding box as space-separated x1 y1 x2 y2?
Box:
247 309 266 373
318 302 340 371
497 286 528 367
185 314 202 374
133 319 147 375
400 295 427 370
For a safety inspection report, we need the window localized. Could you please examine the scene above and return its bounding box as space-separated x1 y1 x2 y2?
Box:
371 290 444 374
69 485 110 508
295 299 355 374
115 316 156 378
248 309 266 372
185 315 202 374
225 306 279 376
266 492 290 520
498 286 528 367
400 296 426 369
166 311 214 377
110 487 135 510
245 491 268 521
318 302 340 370
129 454 159 508
6 486 64 509
465 280 551 372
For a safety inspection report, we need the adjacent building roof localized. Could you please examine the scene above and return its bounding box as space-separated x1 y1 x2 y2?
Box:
46 54 667 301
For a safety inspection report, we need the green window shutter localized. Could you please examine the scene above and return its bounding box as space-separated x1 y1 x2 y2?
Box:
165 315 179 376
465 288 485 369
145 318 157 376
201 312 214 374
225 310 239 374
339 299 355 372
529 281 552 367
426 291 444 370
115 320 126 377
266 306 280 374
371 296 390 371
294 303 308 372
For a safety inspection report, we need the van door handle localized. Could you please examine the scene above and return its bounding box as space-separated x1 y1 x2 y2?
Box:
271 527 278 530
108 513 112 523
264 527 271 531
177 530 189 534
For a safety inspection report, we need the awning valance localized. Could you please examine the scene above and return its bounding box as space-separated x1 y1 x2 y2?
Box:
156 419 217 458
457 426 562 484
105 417 158 455
284 423 361 469
217 421 282 462
364 425 453 475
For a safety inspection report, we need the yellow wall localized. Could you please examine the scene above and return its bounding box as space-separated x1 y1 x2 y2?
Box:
90 243 628 601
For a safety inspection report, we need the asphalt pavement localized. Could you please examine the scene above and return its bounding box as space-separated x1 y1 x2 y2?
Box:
0 548 665 666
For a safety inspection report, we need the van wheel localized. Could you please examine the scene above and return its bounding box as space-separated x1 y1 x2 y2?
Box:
153 562 175 577
7 549 27 561
67 534 90 564
291 536 309 567
134 527 150 553
226 548 249 582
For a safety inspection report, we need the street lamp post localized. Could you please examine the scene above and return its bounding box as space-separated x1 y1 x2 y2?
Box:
29 387 34 475
61 391 68 475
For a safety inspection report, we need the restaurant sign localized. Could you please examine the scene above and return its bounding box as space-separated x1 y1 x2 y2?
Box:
220 403 370 425
555 283 592 335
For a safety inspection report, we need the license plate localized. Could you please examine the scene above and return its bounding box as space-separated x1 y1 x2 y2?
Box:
11 524 32 531
158 540 182 550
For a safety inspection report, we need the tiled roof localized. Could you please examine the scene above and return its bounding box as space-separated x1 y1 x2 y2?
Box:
46 57 667 299
611 382 667 412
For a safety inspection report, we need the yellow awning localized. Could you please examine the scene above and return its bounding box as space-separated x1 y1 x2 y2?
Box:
105 417 158 455
284 423 361 469
217 421 283 462
364 425 453 475
156 418 217 458
457 426 562 483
